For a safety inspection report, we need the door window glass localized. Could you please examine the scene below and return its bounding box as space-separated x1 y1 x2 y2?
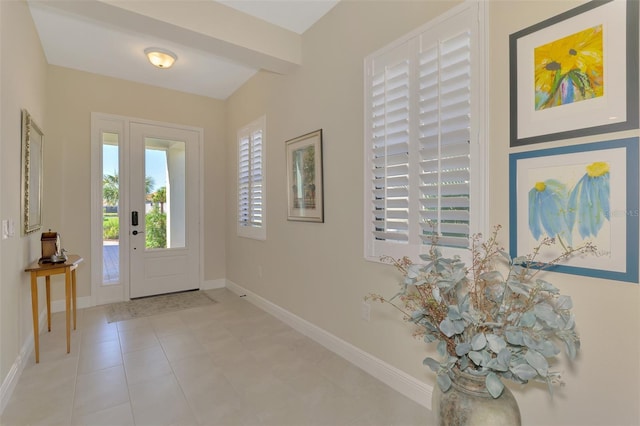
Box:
144 138 186 250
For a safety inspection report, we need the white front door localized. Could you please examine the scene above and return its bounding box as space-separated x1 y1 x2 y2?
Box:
129 122 200 298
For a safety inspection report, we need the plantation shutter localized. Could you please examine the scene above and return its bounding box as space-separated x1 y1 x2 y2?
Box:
239 130 263 228
238 134 251 227
238 116 266 239
370 46 411 244
418 30 471 248
249 129 263 227
365 2 482 260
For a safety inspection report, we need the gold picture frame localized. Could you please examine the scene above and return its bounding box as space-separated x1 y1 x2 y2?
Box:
21 109 43 234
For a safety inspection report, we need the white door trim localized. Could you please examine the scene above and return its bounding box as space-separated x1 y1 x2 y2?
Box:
90 112 204 305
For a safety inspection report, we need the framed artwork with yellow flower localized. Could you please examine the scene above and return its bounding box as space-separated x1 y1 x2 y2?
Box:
509 0 639 147
509 137 639 283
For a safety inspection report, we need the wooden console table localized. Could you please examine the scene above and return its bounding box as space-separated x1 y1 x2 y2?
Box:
25 255 83 363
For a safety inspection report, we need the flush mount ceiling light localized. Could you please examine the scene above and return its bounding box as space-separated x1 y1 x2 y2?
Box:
144 47 177 69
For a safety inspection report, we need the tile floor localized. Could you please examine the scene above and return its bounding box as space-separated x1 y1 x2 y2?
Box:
1 289 431 426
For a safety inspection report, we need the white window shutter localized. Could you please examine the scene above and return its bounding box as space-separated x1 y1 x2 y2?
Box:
238 116 266 240
418 30 471 249
371 56 411 244
249 129 263 227
238 135 250 227
364 2 484 261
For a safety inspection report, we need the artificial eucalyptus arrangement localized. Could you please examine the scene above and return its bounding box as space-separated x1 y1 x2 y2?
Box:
367 225 596 398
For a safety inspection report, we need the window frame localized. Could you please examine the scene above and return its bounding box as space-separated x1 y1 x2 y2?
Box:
237 115 267 240
363 1 488 263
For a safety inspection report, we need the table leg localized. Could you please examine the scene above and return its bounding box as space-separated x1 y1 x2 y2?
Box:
30 273 39 364
65 268 71 354
71 268 77 330
46 276 51 332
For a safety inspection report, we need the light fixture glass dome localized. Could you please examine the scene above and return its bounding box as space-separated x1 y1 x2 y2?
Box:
144 48 177 69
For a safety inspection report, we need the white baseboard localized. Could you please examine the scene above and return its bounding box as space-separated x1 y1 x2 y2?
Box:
0 308 47 414
201 278 226 290
225 280 433 409
0 353 23 414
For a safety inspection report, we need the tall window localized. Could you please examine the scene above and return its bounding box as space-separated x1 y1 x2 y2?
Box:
102 133 120 284
238 115 266 240
364 2 486 262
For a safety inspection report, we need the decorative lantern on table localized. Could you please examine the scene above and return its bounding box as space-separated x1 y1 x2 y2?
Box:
40 230 66 263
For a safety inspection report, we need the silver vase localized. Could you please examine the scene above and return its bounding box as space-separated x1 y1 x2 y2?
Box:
432 369 521 426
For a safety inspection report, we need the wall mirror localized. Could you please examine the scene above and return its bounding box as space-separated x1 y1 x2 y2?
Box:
21 109 43 235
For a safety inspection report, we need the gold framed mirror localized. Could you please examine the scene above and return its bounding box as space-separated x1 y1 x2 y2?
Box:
21 109 43 235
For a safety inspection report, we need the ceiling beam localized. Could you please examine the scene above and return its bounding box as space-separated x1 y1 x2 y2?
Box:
33 0 302 74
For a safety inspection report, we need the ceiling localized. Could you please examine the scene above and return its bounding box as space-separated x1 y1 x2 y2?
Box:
28 0 339 100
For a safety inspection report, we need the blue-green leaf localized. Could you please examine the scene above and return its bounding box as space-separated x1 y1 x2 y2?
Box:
486 372 505 398
497 348 511 366
439 318 465 337
411 310 424 322
525 349 548 376
564 338 578 360
523 333 540 350
406 265 420 279
519 311 536 327
508 281 530 297
510 363 538 381
439 318 457 337
555 295 573 310
479 270 503 283
459 355 470 371
538 340 560 357
487 358 509 372
458 296 470 317
535 279 559 294
437 340 447 358
423 320 439 334
437 372 452 392
534 303 559 327
486 334 507 353
456 343 471 356
424 333 438 343
471 333 487 351
513 256 528 264
448 305 463 320
423 357 440 372
468 351 484 366
505 329 524 345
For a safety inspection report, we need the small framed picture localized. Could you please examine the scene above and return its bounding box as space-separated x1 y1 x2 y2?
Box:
509 0 639 146
286 129 324 222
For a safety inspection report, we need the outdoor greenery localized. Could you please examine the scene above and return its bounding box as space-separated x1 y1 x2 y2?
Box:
103 215 119 240
102 172 167 246
367 225 596 398
145 207 167 248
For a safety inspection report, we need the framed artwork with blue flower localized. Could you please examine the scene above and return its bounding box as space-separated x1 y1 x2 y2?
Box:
509 0 639 147
509 138 639 283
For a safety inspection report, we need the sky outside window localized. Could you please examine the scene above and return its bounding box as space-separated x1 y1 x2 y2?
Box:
103 147 167 191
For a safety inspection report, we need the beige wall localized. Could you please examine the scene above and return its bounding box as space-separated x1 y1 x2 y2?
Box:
0 0 48 388
225 1 639 425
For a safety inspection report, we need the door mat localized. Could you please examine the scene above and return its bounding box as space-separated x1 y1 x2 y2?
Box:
105 290 217 323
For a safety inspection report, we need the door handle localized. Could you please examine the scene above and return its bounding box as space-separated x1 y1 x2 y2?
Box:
132 230 145 235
